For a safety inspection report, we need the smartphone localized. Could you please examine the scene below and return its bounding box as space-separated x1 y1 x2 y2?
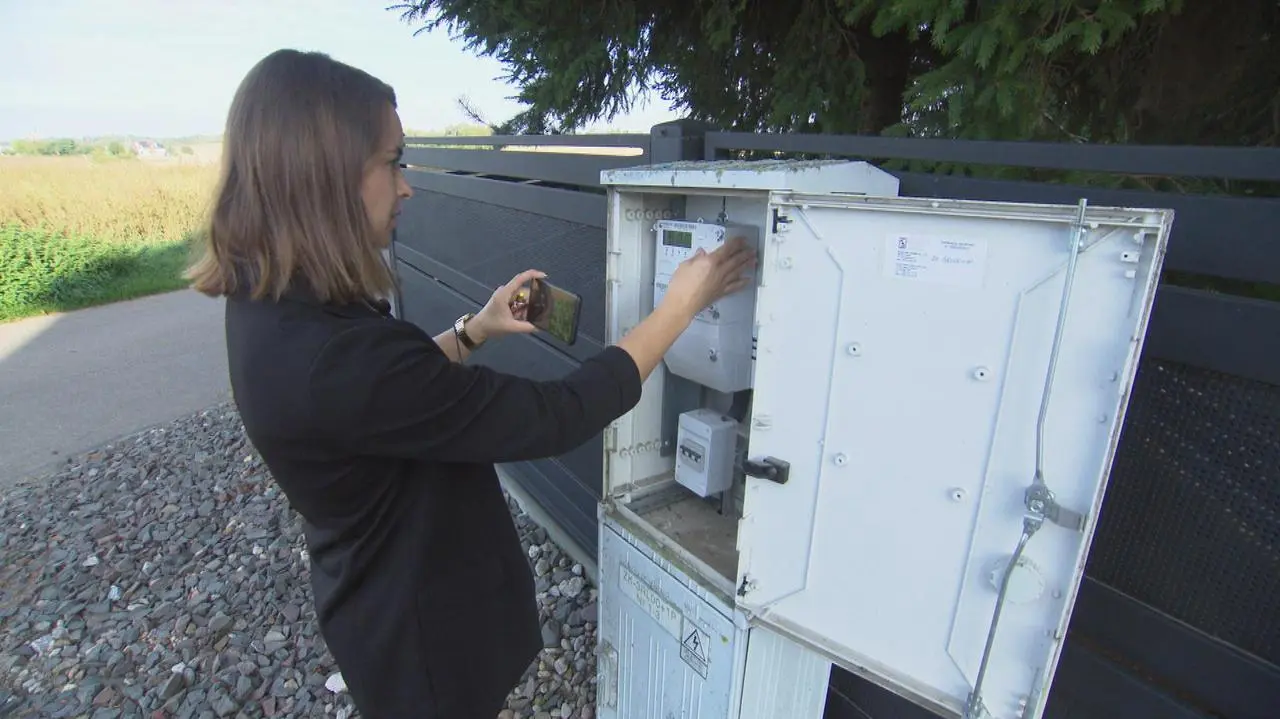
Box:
513 277 582 346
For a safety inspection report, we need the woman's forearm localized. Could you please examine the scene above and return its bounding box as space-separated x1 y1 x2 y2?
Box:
615 303 693 383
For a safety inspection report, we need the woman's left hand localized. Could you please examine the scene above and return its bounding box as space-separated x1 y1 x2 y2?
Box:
469 269 547 343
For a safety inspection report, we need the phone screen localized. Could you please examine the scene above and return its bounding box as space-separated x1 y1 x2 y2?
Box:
515 278 582 345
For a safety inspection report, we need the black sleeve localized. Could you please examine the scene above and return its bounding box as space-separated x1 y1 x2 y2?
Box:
307 321 643 464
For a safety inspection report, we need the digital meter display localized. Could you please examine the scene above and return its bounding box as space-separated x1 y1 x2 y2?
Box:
663 230 693 249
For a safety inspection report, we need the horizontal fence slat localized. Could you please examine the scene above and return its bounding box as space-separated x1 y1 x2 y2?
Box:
405 169 606 228
895 171 1280 286
402 146 645 187
407 133 650 149
1144 286 1280 386
706 132 1280 182
1069 578 1280 719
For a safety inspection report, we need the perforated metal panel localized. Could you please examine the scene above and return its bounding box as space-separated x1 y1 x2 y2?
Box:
1086 358 1280 666
396 190 608 346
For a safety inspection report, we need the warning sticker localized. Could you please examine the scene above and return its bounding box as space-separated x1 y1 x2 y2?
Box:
679 617 710 679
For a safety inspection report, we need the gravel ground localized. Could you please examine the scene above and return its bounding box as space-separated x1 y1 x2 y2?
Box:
0 403 598 719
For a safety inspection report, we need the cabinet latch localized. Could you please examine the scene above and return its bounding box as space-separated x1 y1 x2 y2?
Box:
744 456 790 485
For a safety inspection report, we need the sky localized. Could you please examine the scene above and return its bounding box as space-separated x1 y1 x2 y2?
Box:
0 0 682 141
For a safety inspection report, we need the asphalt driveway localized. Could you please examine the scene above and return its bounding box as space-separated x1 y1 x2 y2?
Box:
0 290 230 487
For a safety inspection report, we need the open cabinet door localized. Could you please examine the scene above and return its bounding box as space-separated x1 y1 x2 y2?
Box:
735 193 1174 719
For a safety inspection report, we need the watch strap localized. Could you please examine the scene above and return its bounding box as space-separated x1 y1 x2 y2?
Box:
454 313 480 350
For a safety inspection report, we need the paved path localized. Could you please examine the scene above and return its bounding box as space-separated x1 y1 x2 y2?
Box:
0 290 230 487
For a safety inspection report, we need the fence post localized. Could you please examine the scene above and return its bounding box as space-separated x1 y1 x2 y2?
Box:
649 119 710 164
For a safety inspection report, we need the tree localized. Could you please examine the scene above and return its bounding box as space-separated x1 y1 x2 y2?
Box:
393 0 1279 146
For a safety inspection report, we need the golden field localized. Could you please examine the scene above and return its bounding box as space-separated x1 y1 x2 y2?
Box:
0 154 219 244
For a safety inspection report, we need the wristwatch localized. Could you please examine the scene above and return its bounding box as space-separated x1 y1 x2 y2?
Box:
453 313 482 350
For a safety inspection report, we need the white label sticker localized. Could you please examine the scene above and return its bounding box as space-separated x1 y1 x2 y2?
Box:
619 563 683 639
883 234 989 289
679 617 711 679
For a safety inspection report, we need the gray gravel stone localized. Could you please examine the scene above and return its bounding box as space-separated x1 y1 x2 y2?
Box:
0 403 601 718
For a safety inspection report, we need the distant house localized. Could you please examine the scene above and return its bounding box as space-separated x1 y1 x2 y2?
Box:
132 140 168 159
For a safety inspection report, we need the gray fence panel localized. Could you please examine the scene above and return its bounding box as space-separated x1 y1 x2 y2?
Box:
1085 357 1280 669
406 170 605 228
1144 286 1280 386
395 243 604 367
827 637 1212 719
395 264 607 556
403 146 642 187
1069 578 1280 719
394 186 610 350
406 133 650 149
706 131 1280 182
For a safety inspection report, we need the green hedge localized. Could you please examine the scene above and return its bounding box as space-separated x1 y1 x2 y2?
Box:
0 224 194 322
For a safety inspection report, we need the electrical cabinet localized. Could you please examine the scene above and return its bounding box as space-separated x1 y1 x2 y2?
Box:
596 159 1174 719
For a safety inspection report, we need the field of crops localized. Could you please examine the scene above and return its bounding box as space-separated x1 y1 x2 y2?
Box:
0 155 219 321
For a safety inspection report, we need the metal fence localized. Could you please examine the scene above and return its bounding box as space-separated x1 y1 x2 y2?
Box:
391 122 1280 719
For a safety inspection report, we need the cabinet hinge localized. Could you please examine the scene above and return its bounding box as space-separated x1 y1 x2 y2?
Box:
771 207 793 235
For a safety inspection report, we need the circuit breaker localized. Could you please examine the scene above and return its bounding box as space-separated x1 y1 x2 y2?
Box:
652 220 760 393
674 409 739 497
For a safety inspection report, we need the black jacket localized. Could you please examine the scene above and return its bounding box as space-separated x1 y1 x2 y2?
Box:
224 287 642 718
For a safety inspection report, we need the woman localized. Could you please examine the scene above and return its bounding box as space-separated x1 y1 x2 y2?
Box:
188 49 755 719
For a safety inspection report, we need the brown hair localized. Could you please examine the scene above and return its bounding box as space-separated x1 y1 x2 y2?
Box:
187 49 397 303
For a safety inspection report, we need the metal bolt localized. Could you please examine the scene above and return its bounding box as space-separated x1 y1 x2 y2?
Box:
950 488 966 502
973 366 991 381
708 349 718 362
1029 499 1046 513
846 343 862 356
778 256 793 269
833 453 848 467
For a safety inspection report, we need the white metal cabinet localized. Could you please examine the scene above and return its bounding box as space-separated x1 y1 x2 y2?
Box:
594 160 1173 719
596 514 745 719
736 193 1172 719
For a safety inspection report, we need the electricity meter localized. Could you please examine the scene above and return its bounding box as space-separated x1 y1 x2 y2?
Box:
652 220 760 393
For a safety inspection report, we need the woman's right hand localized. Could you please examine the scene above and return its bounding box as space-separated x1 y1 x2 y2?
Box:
662 236 758 318
616 236 757 383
